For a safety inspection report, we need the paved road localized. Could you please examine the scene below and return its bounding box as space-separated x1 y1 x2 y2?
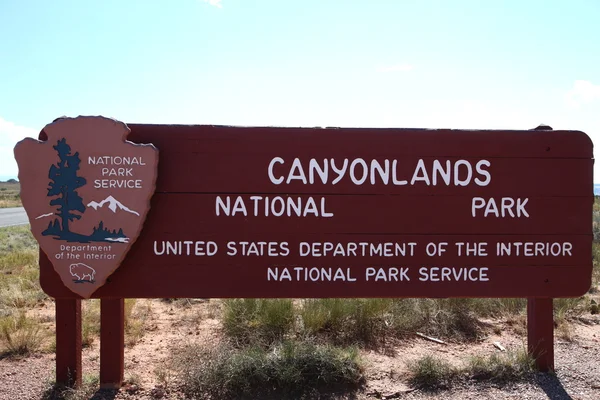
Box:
0 207 29 228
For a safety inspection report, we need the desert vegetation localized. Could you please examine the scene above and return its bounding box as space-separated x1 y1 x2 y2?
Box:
0 181 20 208
169 340 364 399
0 225 46 357
407 348 536 389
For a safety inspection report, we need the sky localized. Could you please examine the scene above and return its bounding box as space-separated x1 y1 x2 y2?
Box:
1 0 599 181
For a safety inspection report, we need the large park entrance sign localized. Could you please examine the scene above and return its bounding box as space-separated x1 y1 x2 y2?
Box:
14 116 594 387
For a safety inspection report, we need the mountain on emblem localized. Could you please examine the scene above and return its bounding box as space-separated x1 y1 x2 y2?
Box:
87 195 140 216
14 115 159 298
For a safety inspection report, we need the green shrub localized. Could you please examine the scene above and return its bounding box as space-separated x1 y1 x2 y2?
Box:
171 339 364 399
300 298 391 344
407 355 457 389
466 349 535 382
222 299 294 345
408 349 536 390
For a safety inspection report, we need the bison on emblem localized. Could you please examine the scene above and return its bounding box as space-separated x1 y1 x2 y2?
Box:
69 263 96 283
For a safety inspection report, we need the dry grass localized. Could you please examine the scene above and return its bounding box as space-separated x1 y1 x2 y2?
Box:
466 348 536 382
80 299 153 348
554 297 585 321
590 299 599 315
222 299 295 346
0 312 46 357
396 298 485 341
555 321 576 341
407 348 536 389
222 298 493 347
505 313 528 336
0 181 21 208
591 242 600 293
221 295 596 349
0 226 41 312
300 298 392 345
0 226 48 358
81 300 100 347
125 299 153 346
41 374 100 400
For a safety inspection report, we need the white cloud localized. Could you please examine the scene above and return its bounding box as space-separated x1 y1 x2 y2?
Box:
565 80 600 108
0 117 37 178
0 117 37 146
201 0 222 8
377 63 414 73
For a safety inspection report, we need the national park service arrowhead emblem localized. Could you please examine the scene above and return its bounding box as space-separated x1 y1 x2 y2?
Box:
14 116 158 298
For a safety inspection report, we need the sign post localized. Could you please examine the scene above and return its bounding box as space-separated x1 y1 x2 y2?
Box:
527 298 555 371
55 298 82 387
15 116 593 386
100 298 125 388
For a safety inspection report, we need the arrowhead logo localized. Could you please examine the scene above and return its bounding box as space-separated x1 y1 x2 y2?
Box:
14 116 158 298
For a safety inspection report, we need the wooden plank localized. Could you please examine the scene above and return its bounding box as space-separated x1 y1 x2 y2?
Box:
40 251 591 298
149 156 592 196
138 194 591 235
100 298 125 388
55 299 82 387
128 234 592 267
527 298 555 372
126 125 593 159
100 265 592 299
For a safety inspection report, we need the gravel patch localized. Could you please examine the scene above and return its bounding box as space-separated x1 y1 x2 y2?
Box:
0 353 54 400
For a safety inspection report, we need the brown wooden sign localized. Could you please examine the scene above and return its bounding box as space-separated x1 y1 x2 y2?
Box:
15 116 158 298
28 122 592 299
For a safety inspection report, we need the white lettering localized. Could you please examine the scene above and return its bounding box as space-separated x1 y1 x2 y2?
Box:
350 159 368 185
410 159 431 185
287 158 308 184
268 157 285 184
475 160 491 186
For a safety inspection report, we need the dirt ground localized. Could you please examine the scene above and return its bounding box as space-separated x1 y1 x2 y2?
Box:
1 299 599 400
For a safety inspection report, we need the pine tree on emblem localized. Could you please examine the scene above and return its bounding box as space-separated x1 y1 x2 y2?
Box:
46 138 87 234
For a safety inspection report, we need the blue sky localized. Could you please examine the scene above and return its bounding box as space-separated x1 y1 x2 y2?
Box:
1 0 599 181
